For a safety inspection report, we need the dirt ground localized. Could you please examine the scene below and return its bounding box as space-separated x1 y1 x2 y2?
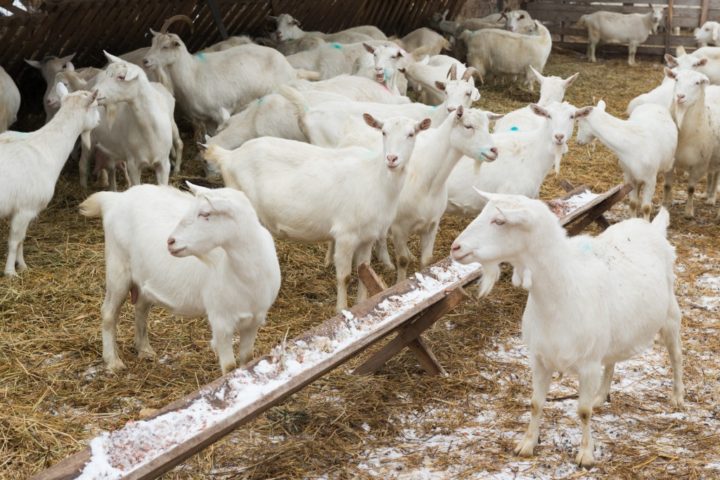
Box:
1 50 719 479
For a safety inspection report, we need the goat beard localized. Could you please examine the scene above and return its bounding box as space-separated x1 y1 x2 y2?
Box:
553 143 566 175
672 103 688 131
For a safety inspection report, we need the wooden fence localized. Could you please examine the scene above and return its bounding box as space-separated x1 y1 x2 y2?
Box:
528 0 717 56
0 0 466 78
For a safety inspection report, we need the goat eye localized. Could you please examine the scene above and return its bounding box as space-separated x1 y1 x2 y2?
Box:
199 212 211 219
491 218 505 226
382 131 386 136
408 132 414 138
519 15 525 19
464 124 473 130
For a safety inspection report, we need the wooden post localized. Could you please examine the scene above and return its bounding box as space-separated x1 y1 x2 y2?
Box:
355 263 467 376
666 0 674 55
700 0 709 27
205 0 229 40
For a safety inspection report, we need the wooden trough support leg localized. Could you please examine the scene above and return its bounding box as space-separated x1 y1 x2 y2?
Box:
559 180 615 232
354 264 468 376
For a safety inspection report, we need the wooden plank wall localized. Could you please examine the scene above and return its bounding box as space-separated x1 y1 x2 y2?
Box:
528 0 717 56
0 0 465 77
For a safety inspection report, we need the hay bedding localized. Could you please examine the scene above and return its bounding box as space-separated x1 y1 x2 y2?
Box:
1 51 720 479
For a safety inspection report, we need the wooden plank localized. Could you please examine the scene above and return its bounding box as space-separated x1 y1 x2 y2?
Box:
353 288 466 375
700 0 710 23
563 184 634 236
357 263 388 297
33 257 482 480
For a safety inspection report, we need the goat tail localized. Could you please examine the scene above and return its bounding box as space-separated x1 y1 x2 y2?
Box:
295 69 321 81
278 85 311 139
79 192 116 218
652 207 670 236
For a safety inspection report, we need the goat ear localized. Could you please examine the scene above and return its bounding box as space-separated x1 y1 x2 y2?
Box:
103 50 123 64
25 59 42 69
529 65 544 84
529 104 550 118
564 72 580 87
416 118 432 132
471 87 481 101
59 53 76 64
597 99 607 111
55 82 69 100
664 67 677 79
472 187 493 204
363 113 383 130
487 112 504 121
664 54 678 68
435 81 446 91
363 43 375 54
713 24 720 42
696 57 709 67
150 28 160 36
123 66 140 81
186 181 212 196
573 106 593 118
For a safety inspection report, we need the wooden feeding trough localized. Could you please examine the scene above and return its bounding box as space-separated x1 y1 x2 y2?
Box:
34 184 631 480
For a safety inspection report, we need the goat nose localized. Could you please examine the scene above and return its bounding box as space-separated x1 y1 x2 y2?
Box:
490 147 498 155
387 154 398 163
167 237 175 246
142 58 150 67
677 93 685 100
451 243 461 251
555 133 565 142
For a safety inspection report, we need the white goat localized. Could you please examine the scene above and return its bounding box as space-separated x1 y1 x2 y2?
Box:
575 100 677 220
463 21 552 90
577 5 664 65
79 183 280 374
142 25 316 130
201 35 254 53
665 47 720 83
89 52 180 188
360 43 409 95
394 28 450 56
204 114 429 311
1 86 100 276
401 56 469 105
286 40 394 81
664 68 720 217
0 66 20 132
271 13 386 43
451 194 683 467
695 21 720 46
447 102 576 218
283 71 479 148
384 107 499 282
494 67 579 133
25 53 75 120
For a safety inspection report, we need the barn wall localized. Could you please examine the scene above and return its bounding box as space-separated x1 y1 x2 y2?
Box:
0 0 465 78
528 0 711 56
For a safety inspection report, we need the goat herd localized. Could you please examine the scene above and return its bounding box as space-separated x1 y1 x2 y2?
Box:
0 5 717 469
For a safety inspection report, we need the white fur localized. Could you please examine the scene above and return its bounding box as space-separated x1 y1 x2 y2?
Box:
383 107 498 281
663 68 720 217
402 55 469 105
142 33 307 129
695 21 720 47
447 102 576 217
204 114 429 311
577 6 664 65
451 195 683 467
83 53 181 190
273 13 386 43
494 67 579 133
395 28 450 56
284 74 480 148
462 21 552 90
0 66 20 132
574 100 677 219
79 183 280 374
1 88 100 276
25 54 76 120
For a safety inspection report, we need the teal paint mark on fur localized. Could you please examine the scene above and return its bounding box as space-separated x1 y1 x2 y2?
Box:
195 52 207 62
331 43 343 49
510 126 519 132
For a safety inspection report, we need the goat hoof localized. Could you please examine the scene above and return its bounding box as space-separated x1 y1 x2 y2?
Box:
575 448 595 468
106 359 126 372
514 437 536 457
671 396 685 410
137 348 156 360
